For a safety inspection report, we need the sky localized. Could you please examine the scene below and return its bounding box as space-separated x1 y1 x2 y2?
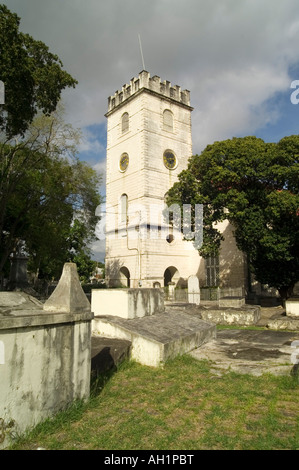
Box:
3 0 299 261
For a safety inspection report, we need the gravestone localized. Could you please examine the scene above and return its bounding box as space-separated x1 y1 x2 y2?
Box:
168 282 175 301
188 275 200 305
7 255 29 290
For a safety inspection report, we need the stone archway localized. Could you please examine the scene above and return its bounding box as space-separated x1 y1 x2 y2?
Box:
119 266 130 287
163 266 180 287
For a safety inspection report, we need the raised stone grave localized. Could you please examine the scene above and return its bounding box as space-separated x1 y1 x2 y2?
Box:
0 263 93 449
92 310 216 367
91 287 216 367
267 296 299 330
218 297 245 308
286 297 299 319
200 305 261 326
91 288 164 319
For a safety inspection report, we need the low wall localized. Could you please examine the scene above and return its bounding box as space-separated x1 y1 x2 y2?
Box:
91 288 165 319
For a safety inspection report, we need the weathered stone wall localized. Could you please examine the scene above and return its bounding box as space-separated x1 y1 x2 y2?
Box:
105 71 196 288
0 312 92 448
104 71 248 291
0 263 93 449
91 288 165 319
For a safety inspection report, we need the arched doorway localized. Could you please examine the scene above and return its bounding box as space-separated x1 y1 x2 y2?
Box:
163 266 180 287
119 266 130 287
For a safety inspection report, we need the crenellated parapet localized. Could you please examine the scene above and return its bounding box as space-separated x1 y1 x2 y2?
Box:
107 70 191 113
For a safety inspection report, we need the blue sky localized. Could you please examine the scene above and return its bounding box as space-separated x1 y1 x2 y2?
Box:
3 0 299 260
252 63 299 142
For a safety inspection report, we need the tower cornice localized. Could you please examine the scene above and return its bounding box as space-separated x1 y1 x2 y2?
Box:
105 71 193 117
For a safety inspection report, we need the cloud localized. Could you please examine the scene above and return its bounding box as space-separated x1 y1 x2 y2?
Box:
5 0 299 155
191 65 290 150
79 127 106 156
90 239 106 262
4 0 299 259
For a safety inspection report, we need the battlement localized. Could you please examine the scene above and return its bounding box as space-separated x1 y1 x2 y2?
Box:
107 70 191 113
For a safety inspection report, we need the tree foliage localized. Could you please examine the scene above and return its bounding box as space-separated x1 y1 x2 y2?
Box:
0 4 77 138
166 136 299 299
0 6 102 282
1 133 102 279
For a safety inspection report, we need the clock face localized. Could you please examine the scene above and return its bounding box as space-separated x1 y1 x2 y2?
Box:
119 153 129 172
163 150 177 170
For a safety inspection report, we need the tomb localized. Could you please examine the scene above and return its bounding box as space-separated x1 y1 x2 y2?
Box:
91 288 216 367
286 297 299 319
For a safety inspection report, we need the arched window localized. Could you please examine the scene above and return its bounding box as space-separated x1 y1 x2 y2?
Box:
163 109 173 132
164 266 180 287
120 194 128 224
121 112 129 133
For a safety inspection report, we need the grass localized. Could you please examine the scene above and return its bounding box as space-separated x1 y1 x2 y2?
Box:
8 355 299 451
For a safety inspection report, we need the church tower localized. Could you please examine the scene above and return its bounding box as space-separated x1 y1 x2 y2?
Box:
105 71 201 288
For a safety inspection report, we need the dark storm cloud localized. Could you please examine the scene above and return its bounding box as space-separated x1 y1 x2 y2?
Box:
3 0 299 151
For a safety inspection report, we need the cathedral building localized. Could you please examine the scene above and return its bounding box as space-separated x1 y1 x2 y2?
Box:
104 71 248 291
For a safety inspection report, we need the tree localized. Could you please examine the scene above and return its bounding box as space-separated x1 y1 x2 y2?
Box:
0 105 102 281
24 158 102 281
0 5 85 280
166 136 299 301
0 4 77 138
1 145 102 280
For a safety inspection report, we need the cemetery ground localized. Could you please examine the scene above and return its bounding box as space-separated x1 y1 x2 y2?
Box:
8 307 299 451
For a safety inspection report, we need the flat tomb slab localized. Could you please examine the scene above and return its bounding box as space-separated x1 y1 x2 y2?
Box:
199 306 261 326
218 297 245 308
190 329 299 376
92 310 216 367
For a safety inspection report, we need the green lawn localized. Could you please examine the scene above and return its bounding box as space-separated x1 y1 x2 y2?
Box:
8 355 299 451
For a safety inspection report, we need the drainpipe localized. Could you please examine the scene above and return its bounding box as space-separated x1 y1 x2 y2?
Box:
126 211 141 286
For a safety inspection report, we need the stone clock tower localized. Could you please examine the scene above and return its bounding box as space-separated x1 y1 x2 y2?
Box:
105 70 201 288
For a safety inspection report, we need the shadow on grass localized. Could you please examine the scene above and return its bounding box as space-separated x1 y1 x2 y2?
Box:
90 339 132 397
90 363 122 397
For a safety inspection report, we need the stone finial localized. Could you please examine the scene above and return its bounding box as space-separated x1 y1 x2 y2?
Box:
43 263 90 314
